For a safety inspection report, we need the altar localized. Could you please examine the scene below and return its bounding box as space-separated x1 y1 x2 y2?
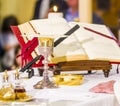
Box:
0 65 120 106
1 0 120 105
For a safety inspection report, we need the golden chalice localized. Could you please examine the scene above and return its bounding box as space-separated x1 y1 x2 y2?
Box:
34 37 57 89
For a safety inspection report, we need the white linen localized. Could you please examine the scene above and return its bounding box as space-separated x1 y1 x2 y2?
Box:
114 81 120 104
0 65 120 106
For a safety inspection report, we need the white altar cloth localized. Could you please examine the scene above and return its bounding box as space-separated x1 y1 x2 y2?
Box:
0 65 120 106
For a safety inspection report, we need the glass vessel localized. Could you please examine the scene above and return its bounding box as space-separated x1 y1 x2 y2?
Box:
36 37 57 89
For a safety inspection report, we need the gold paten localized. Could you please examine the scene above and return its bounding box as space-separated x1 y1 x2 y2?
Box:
53 74 84 86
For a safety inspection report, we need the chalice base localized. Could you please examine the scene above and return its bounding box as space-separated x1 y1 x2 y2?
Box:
33 76 58 89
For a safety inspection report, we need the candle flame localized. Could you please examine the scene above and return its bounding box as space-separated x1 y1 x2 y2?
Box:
53 5 58 12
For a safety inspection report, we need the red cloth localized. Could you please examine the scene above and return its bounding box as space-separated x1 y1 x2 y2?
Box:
89 80 116 94
11 26 54 67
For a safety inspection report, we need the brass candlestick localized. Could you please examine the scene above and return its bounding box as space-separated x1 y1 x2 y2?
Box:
34 37 57 89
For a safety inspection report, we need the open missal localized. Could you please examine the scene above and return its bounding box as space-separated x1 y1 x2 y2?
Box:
11 18 120 65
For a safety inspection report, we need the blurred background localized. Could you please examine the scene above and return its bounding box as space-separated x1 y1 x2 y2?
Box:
0 0 120 71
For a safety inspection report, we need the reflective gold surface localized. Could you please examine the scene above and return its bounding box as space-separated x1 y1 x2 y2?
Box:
0 86 15 101
53 74 84 86
0 70 32 103
0 85 32 102
38 37 54 47
3 70 9 82
15 68 19 80
0 95 33 102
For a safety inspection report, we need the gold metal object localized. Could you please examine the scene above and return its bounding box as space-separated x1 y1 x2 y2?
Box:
0 95 33 102
53 74 84 86
38 37 54 47
3 70 9 82
15 68 19 80
0 70 32 102
35 37 57 89
0 70 15 101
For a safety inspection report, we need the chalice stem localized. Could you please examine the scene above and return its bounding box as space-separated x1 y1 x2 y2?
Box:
43 55 50 86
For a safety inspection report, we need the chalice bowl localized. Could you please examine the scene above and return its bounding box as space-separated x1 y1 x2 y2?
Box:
34 37 57 89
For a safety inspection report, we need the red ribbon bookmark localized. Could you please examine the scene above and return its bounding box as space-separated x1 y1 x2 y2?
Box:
84 27 120 46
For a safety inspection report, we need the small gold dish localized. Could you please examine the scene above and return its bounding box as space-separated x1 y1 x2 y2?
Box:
0 95 33 102
15 95 33 102
53 74 84 86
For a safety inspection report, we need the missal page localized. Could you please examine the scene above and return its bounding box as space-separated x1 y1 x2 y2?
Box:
29 18 71 36
69 22 94 44
76 22 120 62
51 33 88 63
18 22 36 36
82 41 120 62
68 22 120 63
78 22 113 37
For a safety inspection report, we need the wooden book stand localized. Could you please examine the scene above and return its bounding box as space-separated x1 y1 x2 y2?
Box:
54 60 112 77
